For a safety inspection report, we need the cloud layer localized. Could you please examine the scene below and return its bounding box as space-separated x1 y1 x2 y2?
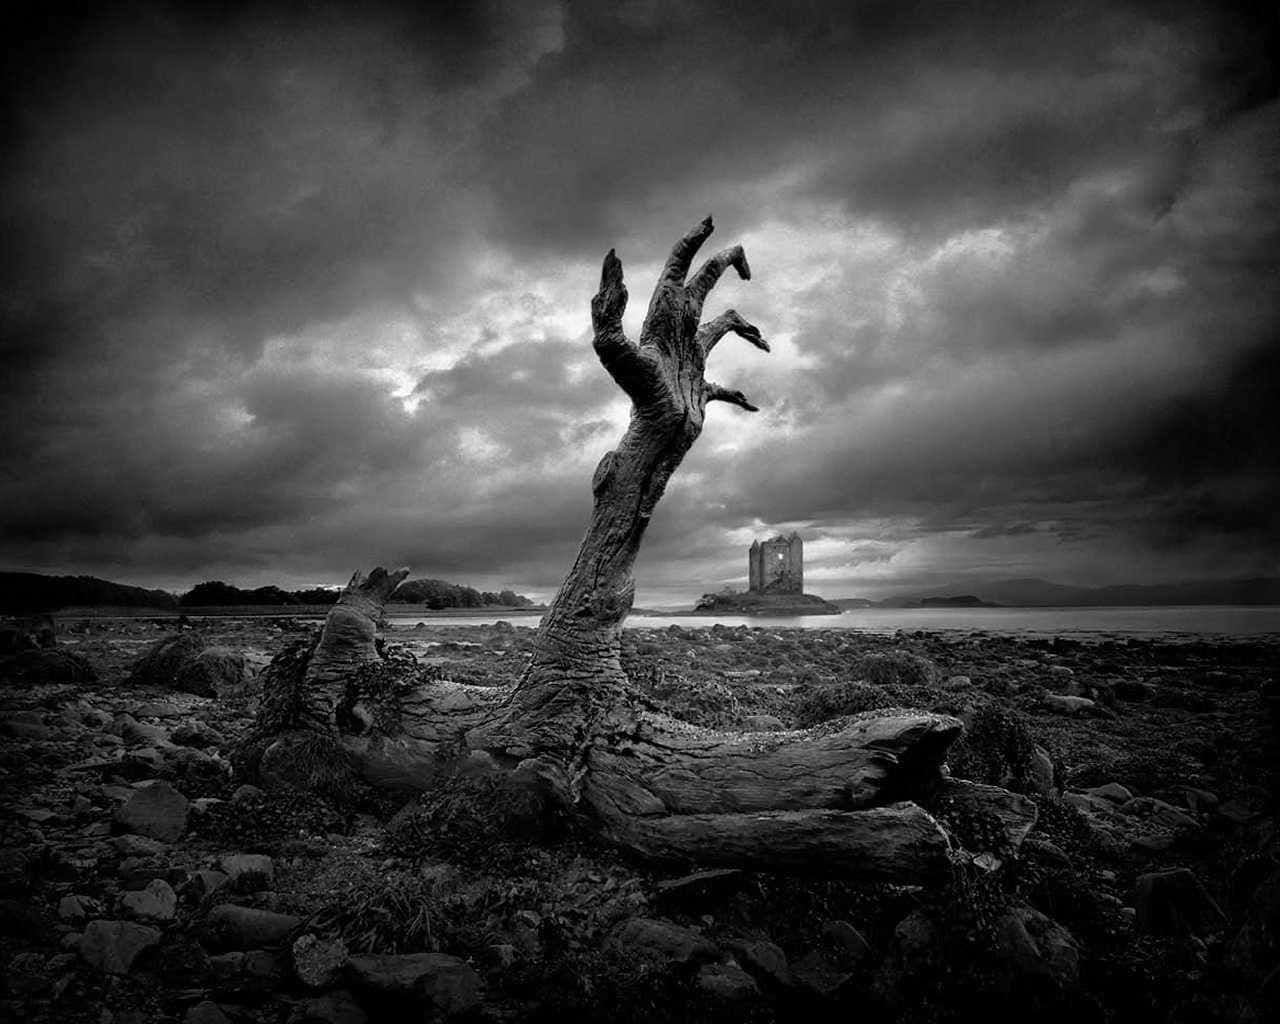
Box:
3 0 1277 601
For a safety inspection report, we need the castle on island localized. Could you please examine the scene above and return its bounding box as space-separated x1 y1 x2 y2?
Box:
748 532 803 594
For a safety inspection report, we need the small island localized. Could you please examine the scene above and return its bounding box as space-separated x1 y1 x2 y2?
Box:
691 533 841 615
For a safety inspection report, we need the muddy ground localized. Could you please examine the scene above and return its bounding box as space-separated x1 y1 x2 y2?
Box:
1 616 1277 1023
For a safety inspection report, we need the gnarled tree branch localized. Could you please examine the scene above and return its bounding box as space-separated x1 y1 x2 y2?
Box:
696 309 769 357
591 249 658 403
704 381 758 412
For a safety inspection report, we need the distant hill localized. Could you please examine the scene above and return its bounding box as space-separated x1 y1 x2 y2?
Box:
838 576 1280 608
179 581 340 607
389 578 534 610
0 572 178 614
1 570 537 614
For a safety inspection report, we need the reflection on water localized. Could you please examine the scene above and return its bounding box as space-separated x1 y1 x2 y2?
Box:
384 605 1280 639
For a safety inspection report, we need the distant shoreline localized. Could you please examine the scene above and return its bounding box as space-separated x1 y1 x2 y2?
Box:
50 604 548 619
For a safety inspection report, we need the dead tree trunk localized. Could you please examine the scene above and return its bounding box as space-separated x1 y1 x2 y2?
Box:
255 219 1035 878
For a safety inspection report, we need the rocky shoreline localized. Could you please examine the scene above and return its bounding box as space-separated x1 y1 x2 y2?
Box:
1 616 1277 1022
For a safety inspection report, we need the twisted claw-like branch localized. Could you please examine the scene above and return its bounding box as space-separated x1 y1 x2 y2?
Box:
591 250 658 403
705 382 759 412
696 310 769 357
660 215 715 284
687 246 751 318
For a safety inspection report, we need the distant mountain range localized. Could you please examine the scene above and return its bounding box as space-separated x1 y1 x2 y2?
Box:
835 577 1280 609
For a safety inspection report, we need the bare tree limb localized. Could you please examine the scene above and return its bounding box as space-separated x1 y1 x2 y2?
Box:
705 381 759 412
696 309 769 357
686 245 751 318
659 215 715 284
591 250 658 402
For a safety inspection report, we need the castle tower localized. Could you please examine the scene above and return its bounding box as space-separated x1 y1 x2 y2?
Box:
747 533 804 594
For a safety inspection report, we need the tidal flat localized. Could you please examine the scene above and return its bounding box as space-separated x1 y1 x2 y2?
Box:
1 616 1277 1023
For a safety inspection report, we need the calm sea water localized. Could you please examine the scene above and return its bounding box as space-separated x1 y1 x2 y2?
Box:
385 605 1280 640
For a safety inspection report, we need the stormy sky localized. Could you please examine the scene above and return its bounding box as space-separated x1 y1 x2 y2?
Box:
2 0 1277 603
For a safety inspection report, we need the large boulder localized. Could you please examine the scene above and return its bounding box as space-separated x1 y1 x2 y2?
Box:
0 647 96 686
1134 867 1227 937
609 917 720 966
346 952 483 1017
130 634 251 696
993 906 1080 992
116 780 189 842
203 905 301 951
80 919 161 973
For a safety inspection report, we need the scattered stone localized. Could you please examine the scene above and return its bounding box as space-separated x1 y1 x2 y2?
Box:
203 905 301 950
185 1001 232 1024
822 919 872 966
1043 694 1099 716
160 745 228 790
346 952 483 1016
221 853 275 891
742 714 786 731
1114 679 1157 702
696 960 760 1000
293 934 349 989
1085 782 1134 804
1120 796 1198 831
180 646 251 696
113 713 171 747
609 917 719 965
79 919 161 974
115 780 189 842
110 833 170 858
134 700 183 718
1134 868 1228 936
792 949 850 999
1022 838 1073 871
875 909 937 1004
171 721 224 748
1216 799 1261 826
1029 744 1057 798
1180 787 1219 814
119 879 177 923
725 937 791 987
993 906 1080 990
58 895 89 923
290 990 369 1024
1064 792 1115 816
186 869 229 897
5 719 54 740
6 951 50 997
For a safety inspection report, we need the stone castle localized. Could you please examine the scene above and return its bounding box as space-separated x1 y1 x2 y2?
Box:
748 533 804 594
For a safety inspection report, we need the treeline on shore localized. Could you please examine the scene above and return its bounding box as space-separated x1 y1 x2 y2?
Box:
0 571 535 614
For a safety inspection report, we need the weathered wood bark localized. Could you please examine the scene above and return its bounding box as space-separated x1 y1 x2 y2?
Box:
471 218 769 761
260 219 1036 878
301 566 409 731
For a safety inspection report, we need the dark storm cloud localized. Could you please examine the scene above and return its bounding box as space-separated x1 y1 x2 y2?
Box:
1 0 1276 597
467 0 1265 251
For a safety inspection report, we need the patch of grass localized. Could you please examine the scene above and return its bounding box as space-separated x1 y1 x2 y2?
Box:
309 867 436 954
